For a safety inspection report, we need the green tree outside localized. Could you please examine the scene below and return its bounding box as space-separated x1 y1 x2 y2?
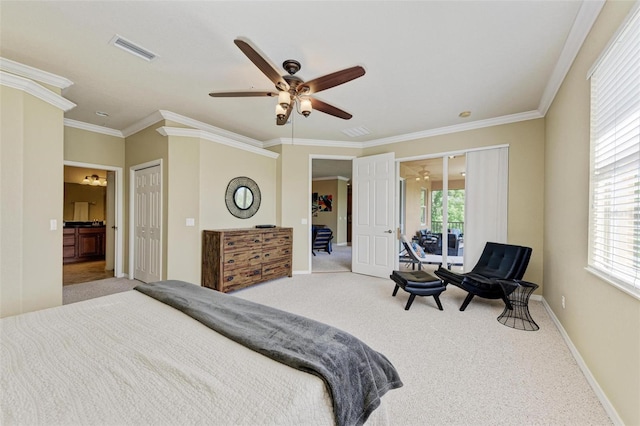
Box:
431 190 465 232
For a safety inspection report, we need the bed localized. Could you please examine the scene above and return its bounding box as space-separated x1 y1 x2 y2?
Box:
0 280 401 425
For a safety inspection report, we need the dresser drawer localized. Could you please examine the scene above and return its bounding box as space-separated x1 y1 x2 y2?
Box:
223 233 263 251
262 230 292 247
262 245 291 262
222 267 262 292
223 250 262 270
262 260 291 279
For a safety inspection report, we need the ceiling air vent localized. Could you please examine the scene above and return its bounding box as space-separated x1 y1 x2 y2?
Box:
341 126 371 138
110 34 157 62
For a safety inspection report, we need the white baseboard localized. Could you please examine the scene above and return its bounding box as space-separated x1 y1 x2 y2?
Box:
541 297 623 425
293 270 311 275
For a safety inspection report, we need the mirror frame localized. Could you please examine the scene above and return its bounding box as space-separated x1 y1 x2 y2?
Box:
225 176 261 219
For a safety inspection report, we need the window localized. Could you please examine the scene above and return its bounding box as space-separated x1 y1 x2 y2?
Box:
420 188 427 226
588 5 640 296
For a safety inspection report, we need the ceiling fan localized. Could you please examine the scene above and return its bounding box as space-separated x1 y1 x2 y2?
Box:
209 38 366 126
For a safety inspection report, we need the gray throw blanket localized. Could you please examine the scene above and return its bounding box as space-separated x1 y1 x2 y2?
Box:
135 280 402 426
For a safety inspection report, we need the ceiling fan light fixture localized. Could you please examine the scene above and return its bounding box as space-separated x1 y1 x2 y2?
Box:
275 103 287 120
300 97 312 117
278 91 290 109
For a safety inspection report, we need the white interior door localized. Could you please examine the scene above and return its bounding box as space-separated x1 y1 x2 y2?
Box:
352 152 396 278
105 170 116 272
134 165 162 283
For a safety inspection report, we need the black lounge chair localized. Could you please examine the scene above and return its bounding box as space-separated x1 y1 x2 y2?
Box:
435 242 532 311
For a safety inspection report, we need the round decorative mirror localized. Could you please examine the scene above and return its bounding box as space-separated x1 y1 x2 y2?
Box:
225 177 261 219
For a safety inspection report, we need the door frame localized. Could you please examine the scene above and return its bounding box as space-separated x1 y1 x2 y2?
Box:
308 154 356 274
129 159 163 281
63 160 124 278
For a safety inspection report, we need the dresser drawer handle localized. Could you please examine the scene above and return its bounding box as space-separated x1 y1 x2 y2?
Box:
227 276 234 282
227 242 235 246
264 253 270 257
254 255 260 259
228 259 234 264
254 239 261 243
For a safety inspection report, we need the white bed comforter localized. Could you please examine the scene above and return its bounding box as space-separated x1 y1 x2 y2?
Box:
0 290 386 425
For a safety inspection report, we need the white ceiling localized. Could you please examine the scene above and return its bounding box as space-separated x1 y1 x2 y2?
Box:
1 1 598 145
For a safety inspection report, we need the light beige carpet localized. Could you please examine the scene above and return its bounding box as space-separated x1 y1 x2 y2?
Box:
312 244 352 272
65 272 611 425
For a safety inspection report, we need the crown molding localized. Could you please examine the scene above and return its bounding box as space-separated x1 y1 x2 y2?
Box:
64 118 124 138
538 0 606 115
121 110 164 137
362 110 543 148
0 71 76 112
156 127 279 159
158 110 263 148
0 57 74 89
313 176 350 182
263 137 362 149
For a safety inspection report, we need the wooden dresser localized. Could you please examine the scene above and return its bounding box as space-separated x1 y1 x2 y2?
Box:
202 227 293 292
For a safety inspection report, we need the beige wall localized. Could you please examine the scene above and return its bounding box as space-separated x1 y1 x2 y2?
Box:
311 178 348 245
1 85 64 317
312 180 338 234
166 135 201 284
403 175 430 240
273 144 362 272
365 119 545 288
64 126 125 167
63 183 106 221
544 1 639 424
124 123 169 278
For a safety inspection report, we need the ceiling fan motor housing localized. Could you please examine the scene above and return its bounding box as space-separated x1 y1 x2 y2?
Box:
283 59 301 75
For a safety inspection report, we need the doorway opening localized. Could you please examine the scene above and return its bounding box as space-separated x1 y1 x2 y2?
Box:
398 155 466 274
310 157 353 273
62 164 121 285
62 163 116 285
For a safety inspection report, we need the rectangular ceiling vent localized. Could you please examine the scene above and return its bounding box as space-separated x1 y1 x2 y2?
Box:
341 126 371 138
110 34 157 62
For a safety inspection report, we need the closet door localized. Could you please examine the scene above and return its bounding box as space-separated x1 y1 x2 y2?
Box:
464 147 508 269
134 165 162 283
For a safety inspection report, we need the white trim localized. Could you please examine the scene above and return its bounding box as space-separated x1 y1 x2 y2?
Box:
158 110 263 148
64 118 124 138
396 143 510 164
585 267 640 301
0 57 73 89
265 137 362 149
129 159 163 281
312 176 350 182
541 297 623 426
538 0 606 115
363 111 542 148
588 1 640 79
0 71 76 112
121 110 164 137
64 161 124 278
156 126 279 159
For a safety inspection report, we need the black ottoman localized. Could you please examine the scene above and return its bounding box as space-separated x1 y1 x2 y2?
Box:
390 270 446 311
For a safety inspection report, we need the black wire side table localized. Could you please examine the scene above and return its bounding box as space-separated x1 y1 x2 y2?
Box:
496 280 539 331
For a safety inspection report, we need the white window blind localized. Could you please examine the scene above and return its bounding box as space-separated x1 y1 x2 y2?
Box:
588 5 640 294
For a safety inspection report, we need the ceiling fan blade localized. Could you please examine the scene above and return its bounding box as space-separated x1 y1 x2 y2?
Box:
234 38 288 90
209 91 277 98
310 98 353 120
276 100 294 126
301 66 365 94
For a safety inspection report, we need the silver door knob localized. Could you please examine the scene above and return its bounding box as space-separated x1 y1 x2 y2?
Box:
385 230 393 233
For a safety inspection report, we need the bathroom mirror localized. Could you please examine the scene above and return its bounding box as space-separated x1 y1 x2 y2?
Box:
225 177 261 219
